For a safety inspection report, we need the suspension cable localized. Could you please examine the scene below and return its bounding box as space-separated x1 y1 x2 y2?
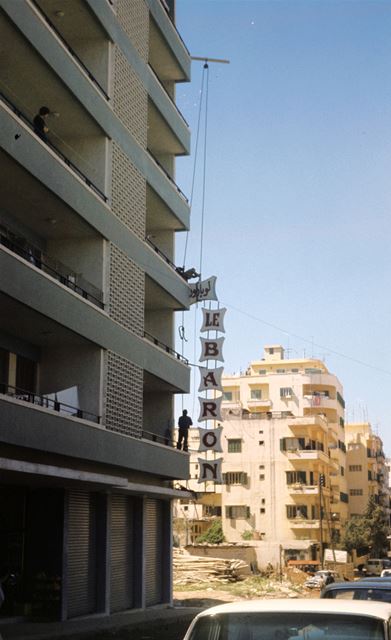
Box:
182 63 208 269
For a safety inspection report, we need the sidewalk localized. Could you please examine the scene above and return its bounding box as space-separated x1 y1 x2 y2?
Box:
0 606 200 640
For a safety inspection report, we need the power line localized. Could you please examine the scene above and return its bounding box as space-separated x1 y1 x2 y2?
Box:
220 300 391 377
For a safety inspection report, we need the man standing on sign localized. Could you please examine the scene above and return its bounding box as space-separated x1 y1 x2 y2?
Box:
176 409 192 452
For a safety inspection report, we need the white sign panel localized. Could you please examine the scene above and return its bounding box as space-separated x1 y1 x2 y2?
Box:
200 307 226 333
198 427 223 453
198 366 224 392
189 276 218 305
198 396 223 423
197 457 223 484
324 549 348 563
199 337 225 362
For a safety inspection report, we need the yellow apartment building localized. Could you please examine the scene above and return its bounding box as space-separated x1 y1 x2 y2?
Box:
346 423 390 519
177 345 348 567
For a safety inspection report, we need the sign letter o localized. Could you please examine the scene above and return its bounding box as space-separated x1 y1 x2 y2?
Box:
202 431 217 448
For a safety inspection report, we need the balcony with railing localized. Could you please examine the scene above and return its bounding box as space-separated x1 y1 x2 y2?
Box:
0 91 107 203
0 223 104 309
144 331 188 365
0 383 100 424
148 5 190 86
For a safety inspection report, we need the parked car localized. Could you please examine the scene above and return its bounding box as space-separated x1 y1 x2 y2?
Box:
183 599 391 640
381 570 391 578
321 579 391 602
304 570 337 589
366 559 391 576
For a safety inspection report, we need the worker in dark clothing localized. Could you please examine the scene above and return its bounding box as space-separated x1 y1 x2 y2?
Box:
33 106 50 141
177 409 192 452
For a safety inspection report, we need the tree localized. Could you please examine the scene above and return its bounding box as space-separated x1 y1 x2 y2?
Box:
343 497 389 557
365 496 389 557
196 519 225 544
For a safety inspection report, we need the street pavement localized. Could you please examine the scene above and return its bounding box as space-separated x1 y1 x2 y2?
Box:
0 607 199 640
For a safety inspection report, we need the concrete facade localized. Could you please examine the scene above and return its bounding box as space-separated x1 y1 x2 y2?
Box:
0 0 191 625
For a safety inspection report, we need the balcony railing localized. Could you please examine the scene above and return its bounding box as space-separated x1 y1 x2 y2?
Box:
0 225 104 309
144 331 188 365
223 409 295 421
141 428 175 447
31 0 110 101
147 148 188 203
1 383 100 424
0 91 107 203
145 236 177 271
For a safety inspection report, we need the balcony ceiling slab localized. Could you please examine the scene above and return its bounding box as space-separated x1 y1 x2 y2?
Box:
0 292 91 349
34 0 106 44
0 149 98 241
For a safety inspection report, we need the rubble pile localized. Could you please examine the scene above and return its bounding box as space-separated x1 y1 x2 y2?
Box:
173 549 248 584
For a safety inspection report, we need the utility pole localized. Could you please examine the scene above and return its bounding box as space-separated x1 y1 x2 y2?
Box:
319 473 325 568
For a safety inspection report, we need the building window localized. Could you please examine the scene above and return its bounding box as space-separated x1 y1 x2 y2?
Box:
340 466 345 476
223 472 248 486
286 505 308 519
259 465 265 469
259 474 265 480
259 441 264 446
223 391 233 401
305 368 322 374
291 369 299 373
228 439 242 453
350 489 363 496
349 465 362 472
276 369 286 374
258 370 266 375
260 508 265 514
261 498 265 505
340 492 349 503
259 430 263 434
250 389 262 399
225 505 250 519
280 387 293 398
286 471 306 485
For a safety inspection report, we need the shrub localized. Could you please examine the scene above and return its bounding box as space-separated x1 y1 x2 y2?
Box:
196 519 225 544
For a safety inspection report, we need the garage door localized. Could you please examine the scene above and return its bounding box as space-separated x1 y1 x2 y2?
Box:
145 499 164 606
110 494 134 612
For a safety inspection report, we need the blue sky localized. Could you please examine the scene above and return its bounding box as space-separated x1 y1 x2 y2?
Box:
174 1 391 450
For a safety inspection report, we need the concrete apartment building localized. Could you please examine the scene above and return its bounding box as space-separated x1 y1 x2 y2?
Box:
0 0 191 622
178 345 348 566
346 423 390 520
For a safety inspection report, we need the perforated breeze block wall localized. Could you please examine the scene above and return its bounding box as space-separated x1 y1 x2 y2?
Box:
105 0 149 437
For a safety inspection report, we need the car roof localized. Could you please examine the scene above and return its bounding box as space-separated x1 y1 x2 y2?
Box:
322 580 391 593
192 598 391 620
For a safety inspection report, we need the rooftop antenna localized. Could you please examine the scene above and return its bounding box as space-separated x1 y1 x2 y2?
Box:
191 56 230 65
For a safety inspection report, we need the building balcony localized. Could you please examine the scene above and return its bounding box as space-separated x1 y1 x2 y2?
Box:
246 398 272 409
287 483 326 496
0 92 107 203
286 449 330 464
303 395 337 411
0 224 104 310
147 0 190 85
288 415 329 436
0 383 100 424
30 0 110 101
144 331 188 365
288 518 322 530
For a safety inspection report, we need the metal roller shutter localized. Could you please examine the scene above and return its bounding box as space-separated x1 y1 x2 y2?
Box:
67 490 97 618
145 499 163 607
110 494 134 612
